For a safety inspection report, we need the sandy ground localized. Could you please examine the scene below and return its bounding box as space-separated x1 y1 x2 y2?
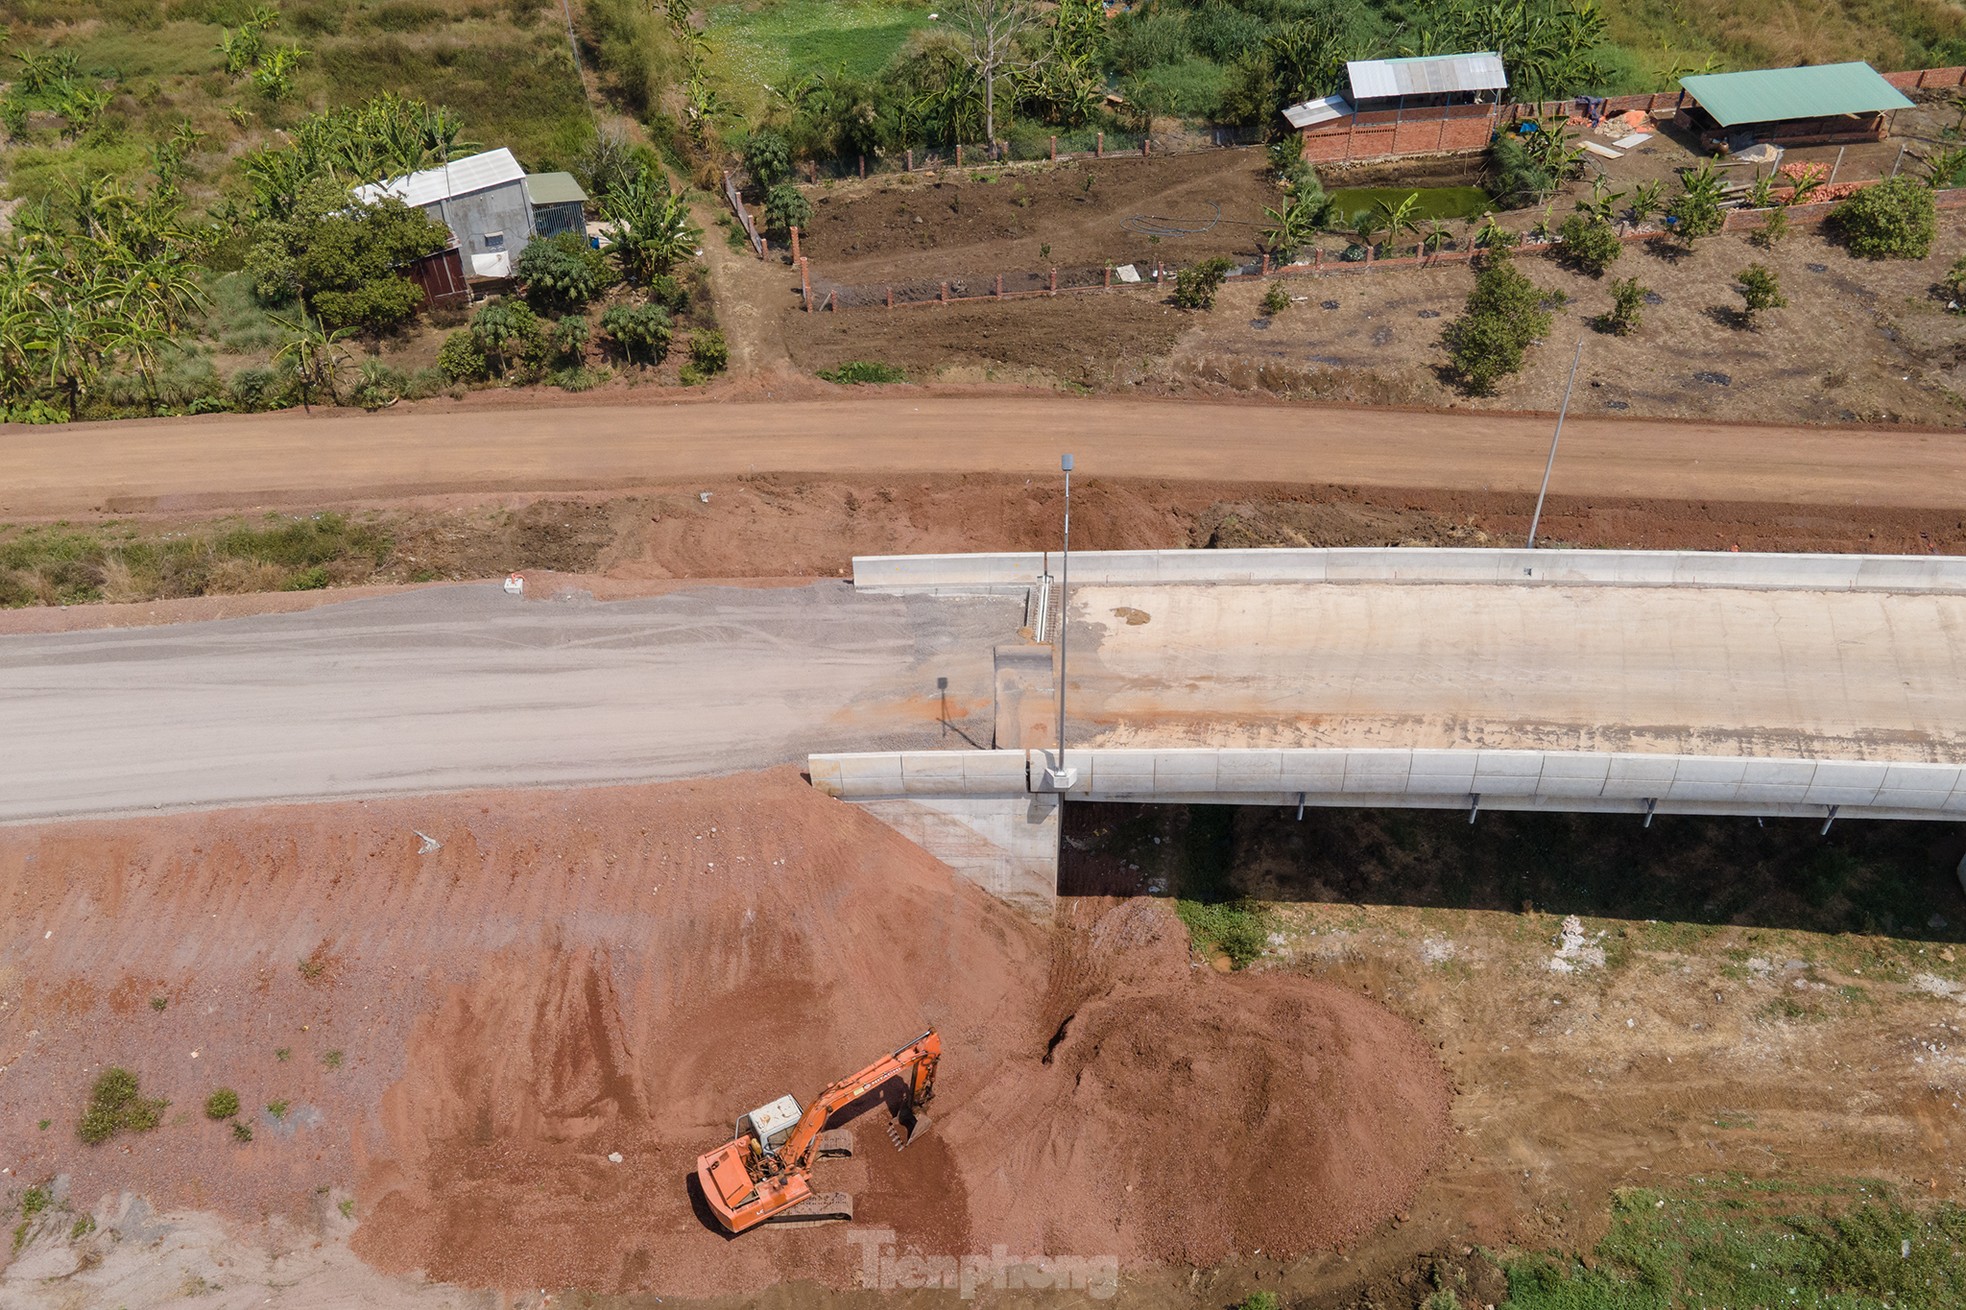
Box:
0 582 1015 823
1066 580 1966 761
10 394 1966 521
0 772 1449 1304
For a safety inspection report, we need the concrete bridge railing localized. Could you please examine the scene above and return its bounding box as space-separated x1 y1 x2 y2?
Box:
852 548 1966 595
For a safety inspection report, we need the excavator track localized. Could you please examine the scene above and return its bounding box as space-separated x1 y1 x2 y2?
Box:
766 1192 854 1226
817 1128 854 1159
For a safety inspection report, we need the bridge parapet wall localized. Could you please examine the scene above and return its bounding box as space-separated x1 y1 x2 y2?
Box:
852 548 1966 595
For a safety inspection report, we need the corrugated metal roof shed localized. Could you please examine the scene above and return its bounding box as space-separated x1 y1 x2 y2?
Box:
1680 62 1913 127
1282 93 1353 129
1347 52 1506 101
353 147 526 208
523 172 588 206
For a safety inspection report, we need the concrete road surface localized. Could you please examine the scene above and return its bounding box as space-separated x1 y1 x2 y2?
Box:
1069 582 1966 761
0 584 1016 824
7 395 1966 517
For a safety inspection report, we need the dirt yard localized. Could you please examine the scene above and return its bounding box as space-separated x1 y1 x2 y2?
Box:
784 221 1966 427
795 148 1275 295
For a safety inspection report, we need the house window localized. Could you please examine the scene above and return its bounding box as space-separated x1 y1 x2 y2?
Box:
483 231 505 251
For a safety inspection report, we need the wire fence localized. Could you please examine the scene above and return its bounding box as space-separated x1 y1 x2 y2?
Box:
779 123 1267 185
793 186 1966 312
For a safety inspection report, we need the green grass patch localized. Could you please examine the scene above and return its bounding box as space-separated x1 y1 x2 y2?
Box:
1326 186 1496 225
2 139 152 204
705 0 931 117
0 512 393 608
818 360 906 384
1506 1177 1966 1310
1171 806 1270 969
77 1067 168 1145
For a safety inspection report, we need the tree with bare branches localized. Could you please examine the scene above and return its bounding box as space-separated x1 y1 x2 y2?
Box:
944 0 1040 149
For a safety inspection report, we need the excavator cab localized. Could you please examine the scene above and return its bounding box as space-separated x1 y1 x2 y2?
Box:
695 1029 941 1234
737 1095 805 1153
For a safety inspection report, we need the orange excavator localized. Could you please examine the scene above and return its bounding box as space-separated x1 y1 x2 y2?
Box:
695 1028 941 1234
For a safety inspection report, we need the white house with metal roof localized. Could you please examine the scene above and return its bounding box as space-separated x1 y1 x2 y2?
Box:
354 147 561 278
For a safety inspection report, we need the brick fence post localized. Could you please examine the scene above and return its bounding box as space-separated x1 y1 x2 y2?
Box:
886 286 893 309
1103 266 1111 289
1050 135 1057 161
1143 138 1151 157
996 273 1003 298
799 258 810 312
1261 252 1270 276
858 155 866 178
1049 267 1057 295
906 148 913 171
1314 248 1323 270
1096 131 1103 158
956 144 963 167
789 225 801 263
940 281 949 305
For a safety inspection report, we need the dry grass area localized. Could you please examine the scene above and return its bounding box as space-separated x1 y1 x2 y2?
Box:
784 220 1966 427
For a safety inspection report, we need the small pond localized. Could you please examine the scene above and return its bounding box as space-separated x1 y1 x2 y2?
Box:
1324 185 1495 222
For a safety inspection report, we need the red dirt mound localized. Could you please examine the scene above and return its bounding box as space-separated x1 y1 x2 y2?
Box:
0 769 1450 1296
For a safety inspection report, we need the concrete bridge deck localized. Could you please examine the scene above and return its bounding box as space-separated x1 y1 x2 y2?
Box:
825 547 1966 912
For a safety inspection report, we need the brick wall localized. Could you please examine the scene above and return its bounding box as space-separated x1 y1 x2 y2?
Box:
1298 105 1495 164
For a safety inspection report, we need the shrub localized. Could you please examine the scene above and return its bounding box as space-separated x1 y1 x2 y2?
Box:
763 182 812 238
248 187 450 333
311 277 425 335
688 328 729 375
227 366 288 412
469 301 546 375
1261 283 1290 315
648 272 689 315
437 329 490 383
600 303 672 365
1602 277 1645 335
232 1121 254 1143
1556 212 1622 276
1491 132 1556 208
550 314 590 365
818 361 906 384
1833 177 1937 259
78 1068 168 1145
1172 256 1234 310
1940 256 1966 309
1441 251 1553 395
1666 162 1726 245
515 231 616 313
205 1089 241 1120
743 129 792 189
1750 207 1789 249
1735 263 1787 327
1236 1295 1282 1310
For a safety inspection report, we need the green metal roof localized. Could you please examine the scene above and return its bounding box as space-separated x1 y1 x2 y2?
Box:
1680 63 1913 128
523 171 588 205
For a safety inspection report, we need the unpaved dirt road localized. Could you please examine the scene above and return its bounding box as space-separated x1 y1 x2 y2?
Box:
6 394 1966 517
0 583 1014 823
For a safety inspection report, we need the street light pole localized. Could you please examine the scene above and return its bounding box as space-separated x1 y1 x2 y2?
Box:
1055 453 1073 761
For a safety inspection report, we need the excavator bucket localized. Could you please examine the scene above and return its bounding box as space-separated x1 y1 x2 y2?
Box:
883 1109 929 1151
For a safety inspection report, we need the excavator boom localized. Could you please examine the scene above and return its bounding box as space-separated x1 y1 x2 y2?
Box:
695 1029 941 1234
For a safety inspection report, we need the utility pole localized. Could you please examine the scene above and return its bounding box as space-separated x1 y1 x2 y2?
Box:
1046 453 1077 791
1527 339 1584 549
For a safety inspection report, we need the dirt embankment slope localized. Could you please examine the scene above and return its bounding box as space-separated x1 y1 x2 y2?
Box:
0 769 1449 1296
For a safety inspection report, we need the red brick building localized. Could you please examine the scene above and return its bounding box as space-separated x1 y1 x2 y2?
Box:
1285 52 1506 164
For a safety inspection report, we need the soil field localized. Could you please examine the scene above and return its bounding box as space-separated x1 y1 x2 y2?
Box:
12 473 1966 625
784 223 1966 427
0 769 1448 1299
795 147 1275 291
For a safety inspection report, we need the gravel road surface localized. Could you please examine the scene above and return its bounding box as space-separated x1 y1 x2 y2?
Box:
0 583 1016 823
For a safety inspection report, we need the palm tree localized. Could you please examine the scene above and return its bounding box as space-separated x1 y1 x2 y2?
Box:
1420 219 1452 262
1261 192 1325 263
